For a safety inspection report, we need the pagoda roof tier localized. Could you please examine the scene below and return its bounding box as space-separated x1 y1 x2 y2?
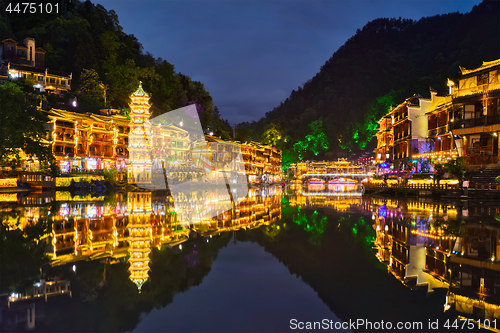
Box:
131 82 149 97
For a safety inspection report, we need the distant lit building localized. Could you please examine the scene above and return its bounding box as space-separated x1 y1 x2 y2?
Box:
375 58 500 168
289 159 364 179
0 37 72 93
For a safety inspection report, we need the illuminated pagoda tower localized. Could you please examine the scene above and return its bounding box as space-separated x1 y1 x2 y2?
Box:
127 82 152 186
127 191 153 291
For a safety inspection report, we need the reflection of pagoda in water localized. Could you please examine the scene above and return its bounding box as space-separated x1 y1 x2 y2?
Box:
7 184 283 293
127 191 153 291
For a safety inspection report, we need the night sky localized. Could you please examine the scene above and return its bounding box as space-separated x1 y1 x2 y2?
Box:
93 0 481 124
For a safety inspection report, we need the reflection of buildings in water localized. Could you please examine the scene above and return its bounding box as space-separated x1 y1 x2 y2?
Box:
327 179 357 192
374 220 391 263
5 279 72 331
307 179 325 192
443 223 500 322
4 186 283 291
48 193 129 259
446 292 500 324
190 186 283 236
371 199 455 292
289 193 362 213
369 198 500 322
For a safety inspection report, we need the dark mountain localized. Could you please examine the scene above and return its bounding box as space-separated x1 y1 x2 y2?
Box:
243 0 500 162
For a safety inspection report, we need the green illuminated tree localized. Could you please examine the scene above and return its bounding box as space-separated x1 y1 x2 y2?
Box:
293 118 329 160
339 91 395 152
261 124 287 149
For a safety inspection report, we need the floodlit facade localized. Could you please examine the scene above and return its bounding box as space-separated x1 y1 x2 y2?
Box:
127 83 153 186
449 59 500 165
375 91 450 168
290 159 365 179
375 58 500 168
43 109 130 172
375 115 393 162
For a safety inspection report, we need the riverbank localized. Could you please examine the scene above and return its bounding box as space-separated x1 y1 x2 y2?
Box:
364 182 500 199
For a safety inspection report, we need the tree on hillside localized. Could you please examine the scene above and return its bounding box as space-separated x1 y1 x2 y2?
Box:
235 127 255 142
339 91 395 152
77 68 105 110
0 81 54 166
261 123 287 149
293 119 329 160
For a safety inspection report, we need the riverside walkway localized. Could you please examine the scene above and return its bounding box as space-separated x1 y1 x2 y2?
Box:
365 181 500 198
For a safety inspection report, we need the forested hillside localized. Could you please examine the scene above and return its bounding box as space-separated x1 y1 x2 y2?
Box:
0 0 232 138
242 0 500 165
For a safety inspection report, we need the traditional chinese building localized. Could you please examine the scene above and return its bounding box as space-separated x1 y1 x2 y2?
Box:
375 90 452 169
0 37 71 93
289 159 364 179
127 83 153 186
21 83 282 182
375 115 393 162
375 58 500 168
449 59 500 166
43 109 129 172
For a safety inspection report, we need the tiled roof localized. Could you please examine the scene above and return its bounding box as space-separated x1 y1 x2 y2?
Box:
460 59 500 75
1 38 17 44
131 81 149 97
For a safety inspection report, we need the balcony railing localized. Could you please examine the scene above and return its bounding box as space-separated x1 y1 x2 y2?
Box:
45 82 71 90
454 82 500 98
395 152 407 160
394 112 408 123
394 131 410 141
452 115 500 130
428 125 448 137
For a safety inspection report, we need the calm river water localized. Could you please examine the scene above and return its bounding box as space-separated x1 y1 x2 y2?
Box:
1 186 499 332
